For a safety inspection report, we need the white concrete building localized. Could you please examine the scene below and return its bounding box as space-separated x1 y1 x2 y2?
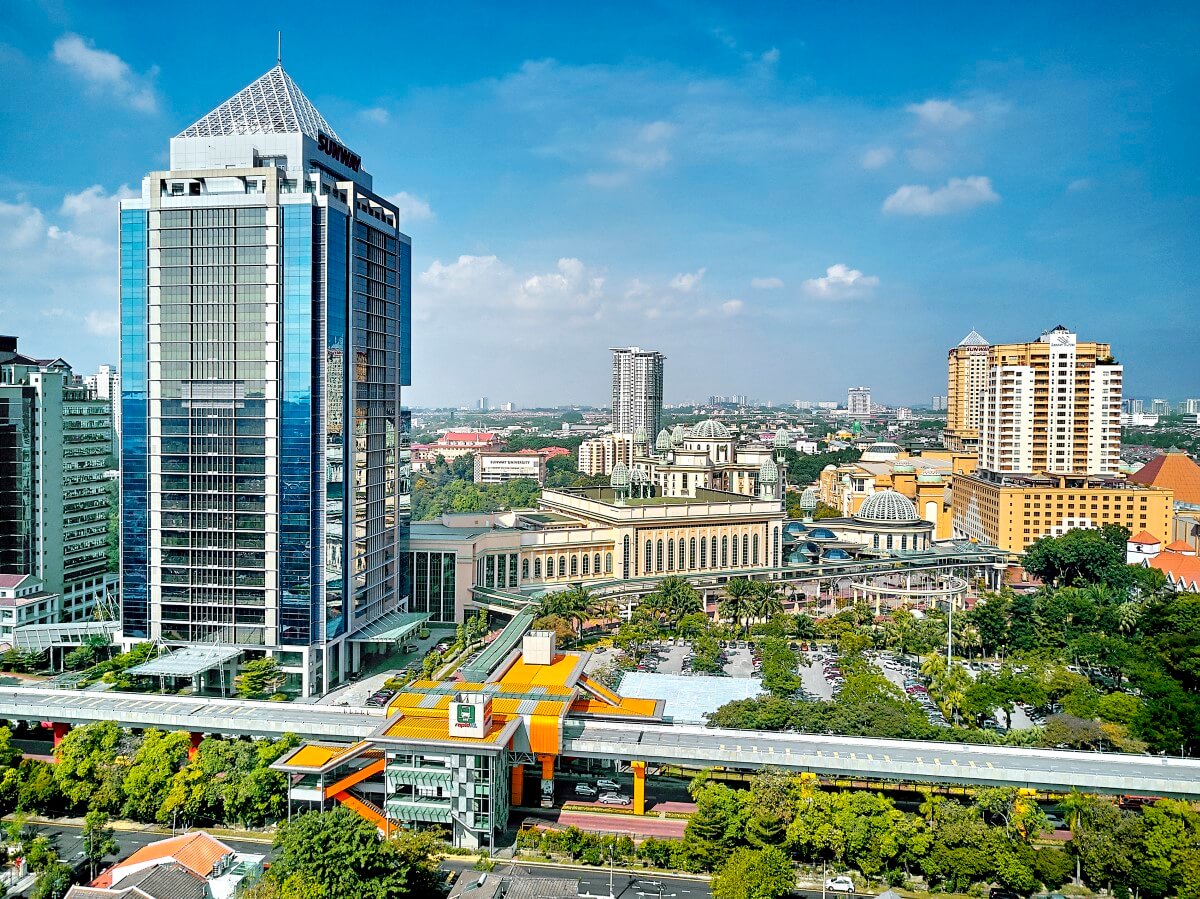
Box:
473 452 546 485
847 386 871 417
611 346 664 439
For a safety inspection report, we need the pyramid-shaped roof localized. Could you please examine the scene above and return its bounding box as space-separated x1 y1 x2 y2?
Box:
1127 449 1200 505
958 329 988 347
177 65 340 141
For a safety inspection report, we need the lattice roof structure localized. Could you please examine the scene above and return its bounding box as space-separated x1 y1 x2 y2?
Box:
177 65 340 141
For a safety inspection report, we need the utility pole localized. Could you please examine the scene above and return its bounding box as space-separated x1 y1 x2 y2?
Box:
946 595 954 669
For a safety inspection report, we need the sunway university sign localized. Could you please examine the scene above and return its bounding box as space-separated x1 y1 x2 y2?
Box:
317 132 361 173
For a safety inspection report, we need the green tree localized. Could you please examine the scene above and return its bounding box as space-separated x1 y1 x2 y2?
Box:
82 809 119 880
53 720 129 813
719 579 756 636
712 847 795 899
122 729 192 821
30 860 73 899
1022 528 1125 586
235 657 286 699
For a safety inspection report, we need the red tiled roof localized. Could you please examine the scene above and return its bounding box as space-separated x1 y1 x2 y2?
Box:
438 432 496 443
1148 550 1200 588
0 574 30 588
1128 451 1200 505
1165 540 1196 553
1128 531 1160 545
100 832 232 888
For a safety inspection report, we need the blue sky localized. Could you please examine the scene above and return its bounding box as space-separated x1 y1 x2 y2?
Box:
0 0 1196 407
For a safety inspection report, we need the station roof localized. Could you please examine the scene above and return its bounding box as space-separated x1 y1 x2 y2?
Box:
492 651 589 690
271 740 373 773
348 611 428 643
376 712 520 749
127 645 242 678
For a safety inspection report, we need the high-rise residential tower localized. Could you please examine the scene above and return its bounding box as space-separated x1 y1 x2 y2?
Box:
610 346 664 438
119 65 412 695
847 386 871 417
85 364 122 444
0 337 114 622
943 330 989 452
978 325 1122 478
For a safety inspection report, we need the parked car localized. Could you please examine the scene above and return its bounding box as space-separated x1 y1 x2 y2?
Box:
825 875 855 893
988 888 1021 899
574 783 598 797
599 792 631 805
597 778 622 791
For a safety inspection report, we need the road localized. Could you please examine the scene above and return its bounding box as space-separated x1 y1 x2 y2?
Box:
21 820 275 863
441 857 712 898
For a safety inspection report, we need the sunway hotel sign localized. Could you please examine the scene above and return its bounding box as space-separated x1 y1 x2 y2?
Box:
317 132 361 173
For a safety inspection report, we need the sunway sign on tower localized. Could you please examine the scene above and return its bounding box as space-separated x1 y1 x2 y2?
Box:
317 132 361 173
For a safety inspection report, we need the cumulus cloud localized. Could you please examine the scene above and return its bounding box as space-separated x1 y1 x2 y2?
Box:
906 98 973 129
751 277 783 289
52 33 158 113
721 299 744 315
882 176 1000 216
669 268 706 292
361 106 390 125
386 191 434 226
420 255 604 316
860 147 894 169
587 119 675 187
85 310 119 336
761 48 780 64
1067 178 1092 192
802 264 879 298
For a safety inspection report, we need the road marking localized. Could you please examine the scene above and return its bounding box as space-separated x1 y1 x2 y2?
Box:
916 756 923 763
884 754 891 762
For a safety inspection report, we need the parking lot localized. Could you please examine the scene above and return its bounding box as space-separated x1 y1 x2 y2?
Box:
585 638 765 679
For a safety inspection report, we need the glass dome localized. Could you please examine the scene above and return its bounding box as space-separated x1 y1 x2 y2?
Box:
671 425 686 445
691 419 732 439
799 486 820 510
610 462 630 488
759 458 779 483
655 429 671 452
633 425 648 444
855 489 919 523
772 429 789 448
808 527 836 540
823 548 852 560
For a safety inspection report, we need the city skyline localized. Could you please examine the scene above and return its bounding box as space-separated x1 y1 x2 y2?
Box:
1 2 1197 407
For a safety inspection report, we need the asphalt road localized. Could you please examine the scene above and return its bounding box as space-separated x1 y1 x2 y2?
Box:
442 857 712 898
23 820 275 866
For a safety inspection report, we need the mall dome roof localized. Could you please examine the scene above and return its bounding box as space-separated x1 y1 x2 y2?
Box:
633 425 647 443
799 486 820 510
610 462 630 488
671 425 686 445
784 521 809 535
655 429 671 452
856 489 919 523
861 441 903 462
808 528 836 540
691 419 732 439
759 458 779 483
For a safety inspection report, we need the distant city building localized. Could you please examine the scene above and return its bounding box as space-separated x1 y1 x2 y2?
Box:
847 386 872 417
1180 398 1200 414
118 65 412 695
931 395 948 411
478 396 489 411
1151 398 1171 416
473 451 546 485
431 431 501 461
0 574 62 649
610 346 664 438
499 402 515 412
895 407 913 422
84 364 121 443
577 432 634 476
0 337 113 622
943 329 990 452
1123 398 1144 414
1121 412 1159 427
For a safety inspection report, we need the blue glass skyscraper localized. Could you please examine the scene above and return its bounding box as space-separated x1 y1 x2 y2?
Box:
119 66 411 695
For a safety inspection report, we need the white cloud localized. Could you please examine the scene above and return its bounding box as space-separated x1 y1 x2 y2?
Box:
386 191 434 226
419 254 604 316
670 268 706 292
585 171 630 189
802 264 879 298
751 277 783 289
721 299 744 315
906 98 973 130
52 33 158 113
860 146 894 169
586 119 675 187
882 176 1000 216
761 48 780 64
85 310 119 336
1067 178 1092 192
361 106 390 125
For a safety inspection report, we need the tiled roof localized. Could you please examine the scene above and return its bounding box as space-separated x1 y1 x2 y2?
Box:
104 833 231 887
1129 530 1161 545
0 574 31 588
439 431 496 443
1165 540 1196 553
1148 550 1200 590
1127 450 1200 505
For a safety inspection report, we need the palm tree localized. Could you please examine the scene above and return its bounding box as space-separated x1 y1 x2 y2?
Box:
1115 601 1141 635
554 585 593 644
752 581 784 623
720 578 755 636
920 652 947 680
918 790 945 824
1058 790 1091 886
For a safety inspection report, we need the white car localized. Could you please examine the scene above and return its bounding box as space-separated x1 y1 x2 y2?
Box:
573 783 598 797
596 778 622 791
825 875 855 893
599 792 630 805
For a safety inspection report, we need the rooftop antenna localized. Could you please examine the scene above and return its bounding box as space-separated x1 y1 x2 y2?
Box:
276 31 281 66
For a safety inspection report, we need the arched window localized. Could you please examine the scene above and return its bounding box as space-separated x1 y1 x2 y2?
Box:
535 558 542 578
873 534 879 549
545 557 553 578
606 552 613 574
742 535 750 565
711 537 718 568
900 535 907 551
731 535 739 567
559 555 567 576
594 553 602 575
582 554 590 575
752 534 759 566
690 538 697 569
700 537 708 569
522 559 529 580
667 540 675 571
886 536 893 550
721 537 728 567
622 538 630 579
570 555 579 576
656 540 664 572
645 540 653 575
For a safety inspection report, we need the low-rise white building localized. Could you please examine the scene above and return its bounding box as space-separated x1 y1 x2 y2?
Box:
473 452 546 485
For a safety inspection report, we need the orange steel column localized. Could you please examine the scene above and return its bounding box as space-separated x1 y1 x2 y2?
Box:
540 755 554 780
631 760 646 816
188 732 203 760
51 722 71 747
511 764 525 807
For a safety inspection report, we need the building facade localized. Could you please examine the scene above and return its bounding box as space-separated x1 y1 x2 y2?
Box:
85 364 122 444
978 326 1121 478
847 386 872 417
0 338 113 622
119 65 412 695
944 330 989 452
576 432 633 476
610 347 664 439
472 451 546 485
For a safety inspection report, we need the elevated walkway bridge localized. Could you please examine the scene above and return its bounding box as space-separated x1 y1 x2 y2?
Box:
1 686 1196 798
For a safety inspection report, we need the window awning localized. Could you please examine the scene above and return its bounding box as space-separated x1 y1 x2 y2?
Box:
127 645 243 677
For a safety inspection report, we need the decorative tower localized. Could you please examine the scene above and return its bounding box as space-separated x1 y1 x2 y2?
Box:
610 462 630 505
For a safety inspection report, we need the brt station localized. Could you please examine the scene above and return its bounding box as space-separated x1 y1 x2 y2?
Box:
273 628 665 850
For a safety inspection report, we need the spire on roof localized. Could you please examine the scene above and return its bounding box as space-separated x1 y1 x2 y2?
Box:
177 65 340 141
958 329 988 347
